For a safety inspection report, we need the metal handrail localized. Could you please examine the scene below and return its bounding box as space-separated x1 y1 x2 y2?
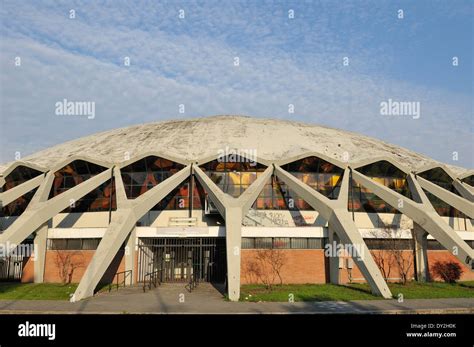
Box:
143 269 161 292
108 270 133 292
185 266 198 293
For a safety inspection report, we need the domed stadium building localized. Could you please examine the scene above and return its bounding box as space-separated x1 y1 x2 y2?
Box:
0 115 473 301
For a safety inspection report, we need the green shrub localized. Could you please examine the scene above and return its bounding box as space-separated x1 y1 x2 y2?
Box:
431 261 463 283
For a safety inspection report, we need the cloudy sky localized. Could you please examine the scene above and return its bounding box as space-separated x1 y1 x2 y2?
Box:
0 0 472 167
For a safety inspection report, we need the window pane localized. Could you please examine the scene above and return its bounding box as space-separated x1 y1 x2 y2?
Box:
241 172 256 185
49 239 66 250
82 239 99 250
273 238 290 249
228 172 241 185
291 238 308 249
67 239 81 250
308 238 324 249
241 238 255 249
255 238 272 249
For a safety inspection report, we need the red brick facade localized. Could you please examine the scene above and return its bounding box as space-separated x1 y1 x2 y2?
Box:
21 250 128 284
240 249 474 284
241 249 327 284
21 256 34 283
21 248 473 285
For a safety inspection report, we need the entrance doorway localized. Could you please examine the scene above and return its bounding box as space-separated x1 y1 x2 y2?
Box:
138 237 226 284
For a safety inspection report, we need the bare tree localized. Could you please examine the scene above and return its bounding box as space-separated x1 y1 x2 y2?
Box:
369 228 394 280
392 245 413 284
245 248 287 290
370 225 413 284
243 258 262 284
259 248 286 286
54 251 84 284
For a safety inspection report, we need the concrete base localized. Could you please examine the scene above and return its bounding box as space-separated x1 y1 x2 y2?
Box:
225 207 242 301
412 223 429 282
125 228 137 285
328 227 340 285
33 223 48 283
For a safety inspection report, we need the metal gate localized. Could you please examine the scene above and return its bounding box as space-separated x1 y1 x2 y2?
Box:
138 238 226 284
0 256 24 281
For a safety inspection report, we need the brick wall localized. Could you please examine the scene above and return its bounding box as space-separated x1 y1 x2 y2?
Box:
240 248 474 285
20 247 473 285
43 250 95 283
20 250 127 284
327 250 474 284
338 250 415 283
21 256 34 283
241 249 327 284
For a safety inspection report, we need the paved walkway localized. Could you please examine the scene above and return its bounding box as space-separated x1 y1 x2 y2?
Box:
0 283 472 314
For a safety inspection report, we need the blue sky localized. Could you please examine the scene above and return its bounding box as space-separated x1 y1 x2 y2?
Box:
0 0 472 167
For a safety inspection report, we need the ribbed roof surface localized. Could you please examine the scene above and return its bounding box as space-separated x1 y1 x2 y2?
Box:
0 115 469 175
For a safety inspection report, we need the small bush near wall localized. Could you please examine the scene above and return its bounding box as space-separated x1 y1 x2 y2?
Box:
431 261 463 283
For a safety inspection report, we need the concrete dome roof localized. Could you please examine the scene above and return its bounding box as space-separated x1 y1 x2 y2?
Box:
0 115 470 176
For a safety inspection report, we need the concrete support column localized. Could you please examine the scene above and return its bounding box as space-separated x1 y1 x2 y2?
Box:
352 170 474 270
417 176 474 218
33 222 48 283
194 165 273 302
125 227 137 285
453 179 474 202
412 223 429 282
328 226 340 284
274 166 392 298
73 165 191 301
225 207 242 302
0 168 112 252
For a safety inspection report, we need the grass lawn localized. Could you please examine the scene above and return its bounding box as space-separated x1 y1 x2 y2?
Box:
0 283 77 300
240 281 474 302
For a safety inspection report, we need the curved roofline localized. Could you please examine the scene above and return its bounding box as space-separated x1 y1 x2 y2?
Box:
415 163 459 180
196 152 273 167
117 151 191 169
351 156 411 174
49 155 114 173
0 161 47 178
1 115 471 177
274 151 348 169
458 170 474 180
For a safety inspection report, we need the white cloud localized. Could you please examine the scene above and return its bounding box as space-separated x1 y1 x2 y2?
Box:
0 1 472 167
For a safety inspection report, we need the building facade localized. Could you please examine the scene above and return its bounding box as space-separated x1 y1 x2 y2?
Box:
0 116 473 301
